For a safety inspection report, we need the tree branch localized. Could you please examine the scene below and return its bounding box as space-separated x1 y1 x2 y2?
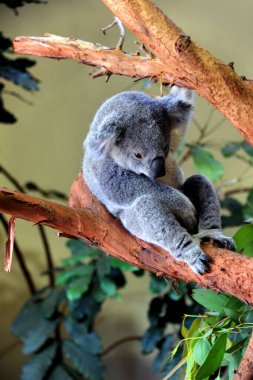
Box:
13 35 185 87
1 174 253 306
233 333 253 380
13 0 253 144
102 0 253 144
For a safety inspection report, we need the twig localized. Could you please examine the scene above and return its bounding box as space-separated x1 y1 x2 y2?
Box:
3 90 33 106
101 336 142 356
101 16 125 50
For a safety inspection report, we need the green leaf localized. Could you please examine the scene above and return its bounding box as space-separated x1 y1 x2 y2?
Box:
63 340 106 380
21 343 57 380
107 256 138 271
241 140 253 156
221 142 241 157
12 301 60 354
141 326 163 354
150 274 170 294
233 225 253 256
56 265 94 285
193 338 211 366
41 288 65 318
226 337 248 354
243 189 253 222
191 145 224 181
96 256 111 279
66 277 91 301
66 239 102 258
195 334 227 380
192 290 228 312
69 295 101 321
100 277 117 297
64 319 102 354
223 296 245 312
48 366 74 380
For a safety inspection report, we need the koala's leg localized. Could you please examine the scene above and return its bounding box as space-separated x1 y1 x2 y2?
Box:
181 174 235 251
120 195 212 274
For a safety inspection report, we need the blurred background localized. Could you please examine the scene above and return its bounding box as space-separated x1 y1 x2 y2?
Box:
0 1 253 379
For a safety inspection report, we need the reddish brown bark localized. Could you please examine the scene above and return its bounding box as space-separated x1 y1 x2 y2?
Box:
1 175 253 306
13 35 186 87
234 333 253 380
102 0 253 144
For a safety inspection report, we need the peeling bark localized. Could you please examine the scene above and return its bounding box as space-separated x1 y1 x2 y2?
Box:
1 175 253 306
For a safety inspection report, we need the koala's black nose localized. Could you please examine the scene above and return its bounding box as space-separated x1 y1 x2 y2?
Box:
151 156 166 179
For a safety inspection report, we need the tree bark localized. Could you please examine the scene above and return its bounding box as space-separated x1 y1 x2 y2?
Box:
233 333 253 380
102 0 253 143
1 175 253 306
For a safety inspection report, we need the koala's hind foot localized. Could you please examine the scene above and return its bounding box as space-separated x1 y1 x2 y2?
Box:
184 246 213 275
194 229 236 252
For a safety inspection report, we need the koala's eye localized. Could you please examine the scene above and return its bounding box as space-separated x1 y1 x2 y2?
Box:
134 152 143 159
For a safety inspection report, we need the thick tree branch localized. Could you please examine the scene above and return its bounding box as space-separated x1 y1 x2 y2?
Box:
1 175 253 306
102 0 253 144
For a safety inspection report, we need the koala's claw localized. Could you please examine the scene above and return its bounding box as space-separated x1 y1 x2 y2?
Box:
195 230 236 252
190 250 212 275
213 237 236 251
200 235 236 252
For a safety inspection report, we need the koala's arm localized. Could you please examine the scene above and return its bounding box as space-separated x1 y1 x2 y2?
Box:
182 174 235 250
119 188 211 274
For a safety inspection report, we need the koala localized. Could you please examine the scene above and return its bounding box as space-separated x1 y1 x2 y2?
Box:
82 86 235 274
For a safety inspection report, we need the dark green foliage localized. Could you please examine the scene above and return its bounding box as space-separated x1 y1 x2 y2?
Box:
191 145 224 181
21 343 57 380
63 340 105 380
221 198 244 227
12 299 60 354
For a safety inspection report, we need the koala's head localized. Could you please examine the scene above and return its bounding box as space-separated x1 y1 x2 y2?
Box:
86 86 194 179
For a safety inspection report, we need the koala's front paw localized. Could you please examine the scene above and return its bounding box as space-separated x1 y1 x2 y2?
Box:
189 248 213 275
195 230 236 252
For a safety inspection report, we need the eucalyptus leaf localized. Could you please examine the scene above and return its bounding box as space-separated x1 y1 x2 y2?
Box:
195 334 228 380
192 290 228 312
233 224 253 256
191 145 224 181
193 338 211 365
107 256 138 271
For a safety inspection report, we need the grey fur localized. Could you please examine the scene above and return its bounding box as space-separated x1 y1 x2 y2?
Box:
83 86 235 274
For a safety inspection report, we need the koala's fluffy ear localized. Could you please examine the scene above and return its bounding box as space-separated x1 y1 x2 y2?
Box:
86 114 125 156
162 86 195 127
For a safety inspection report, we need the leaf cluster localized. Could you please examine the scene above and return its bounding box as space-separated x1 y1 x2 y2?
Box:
167 290 253 380
12 240 142 380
